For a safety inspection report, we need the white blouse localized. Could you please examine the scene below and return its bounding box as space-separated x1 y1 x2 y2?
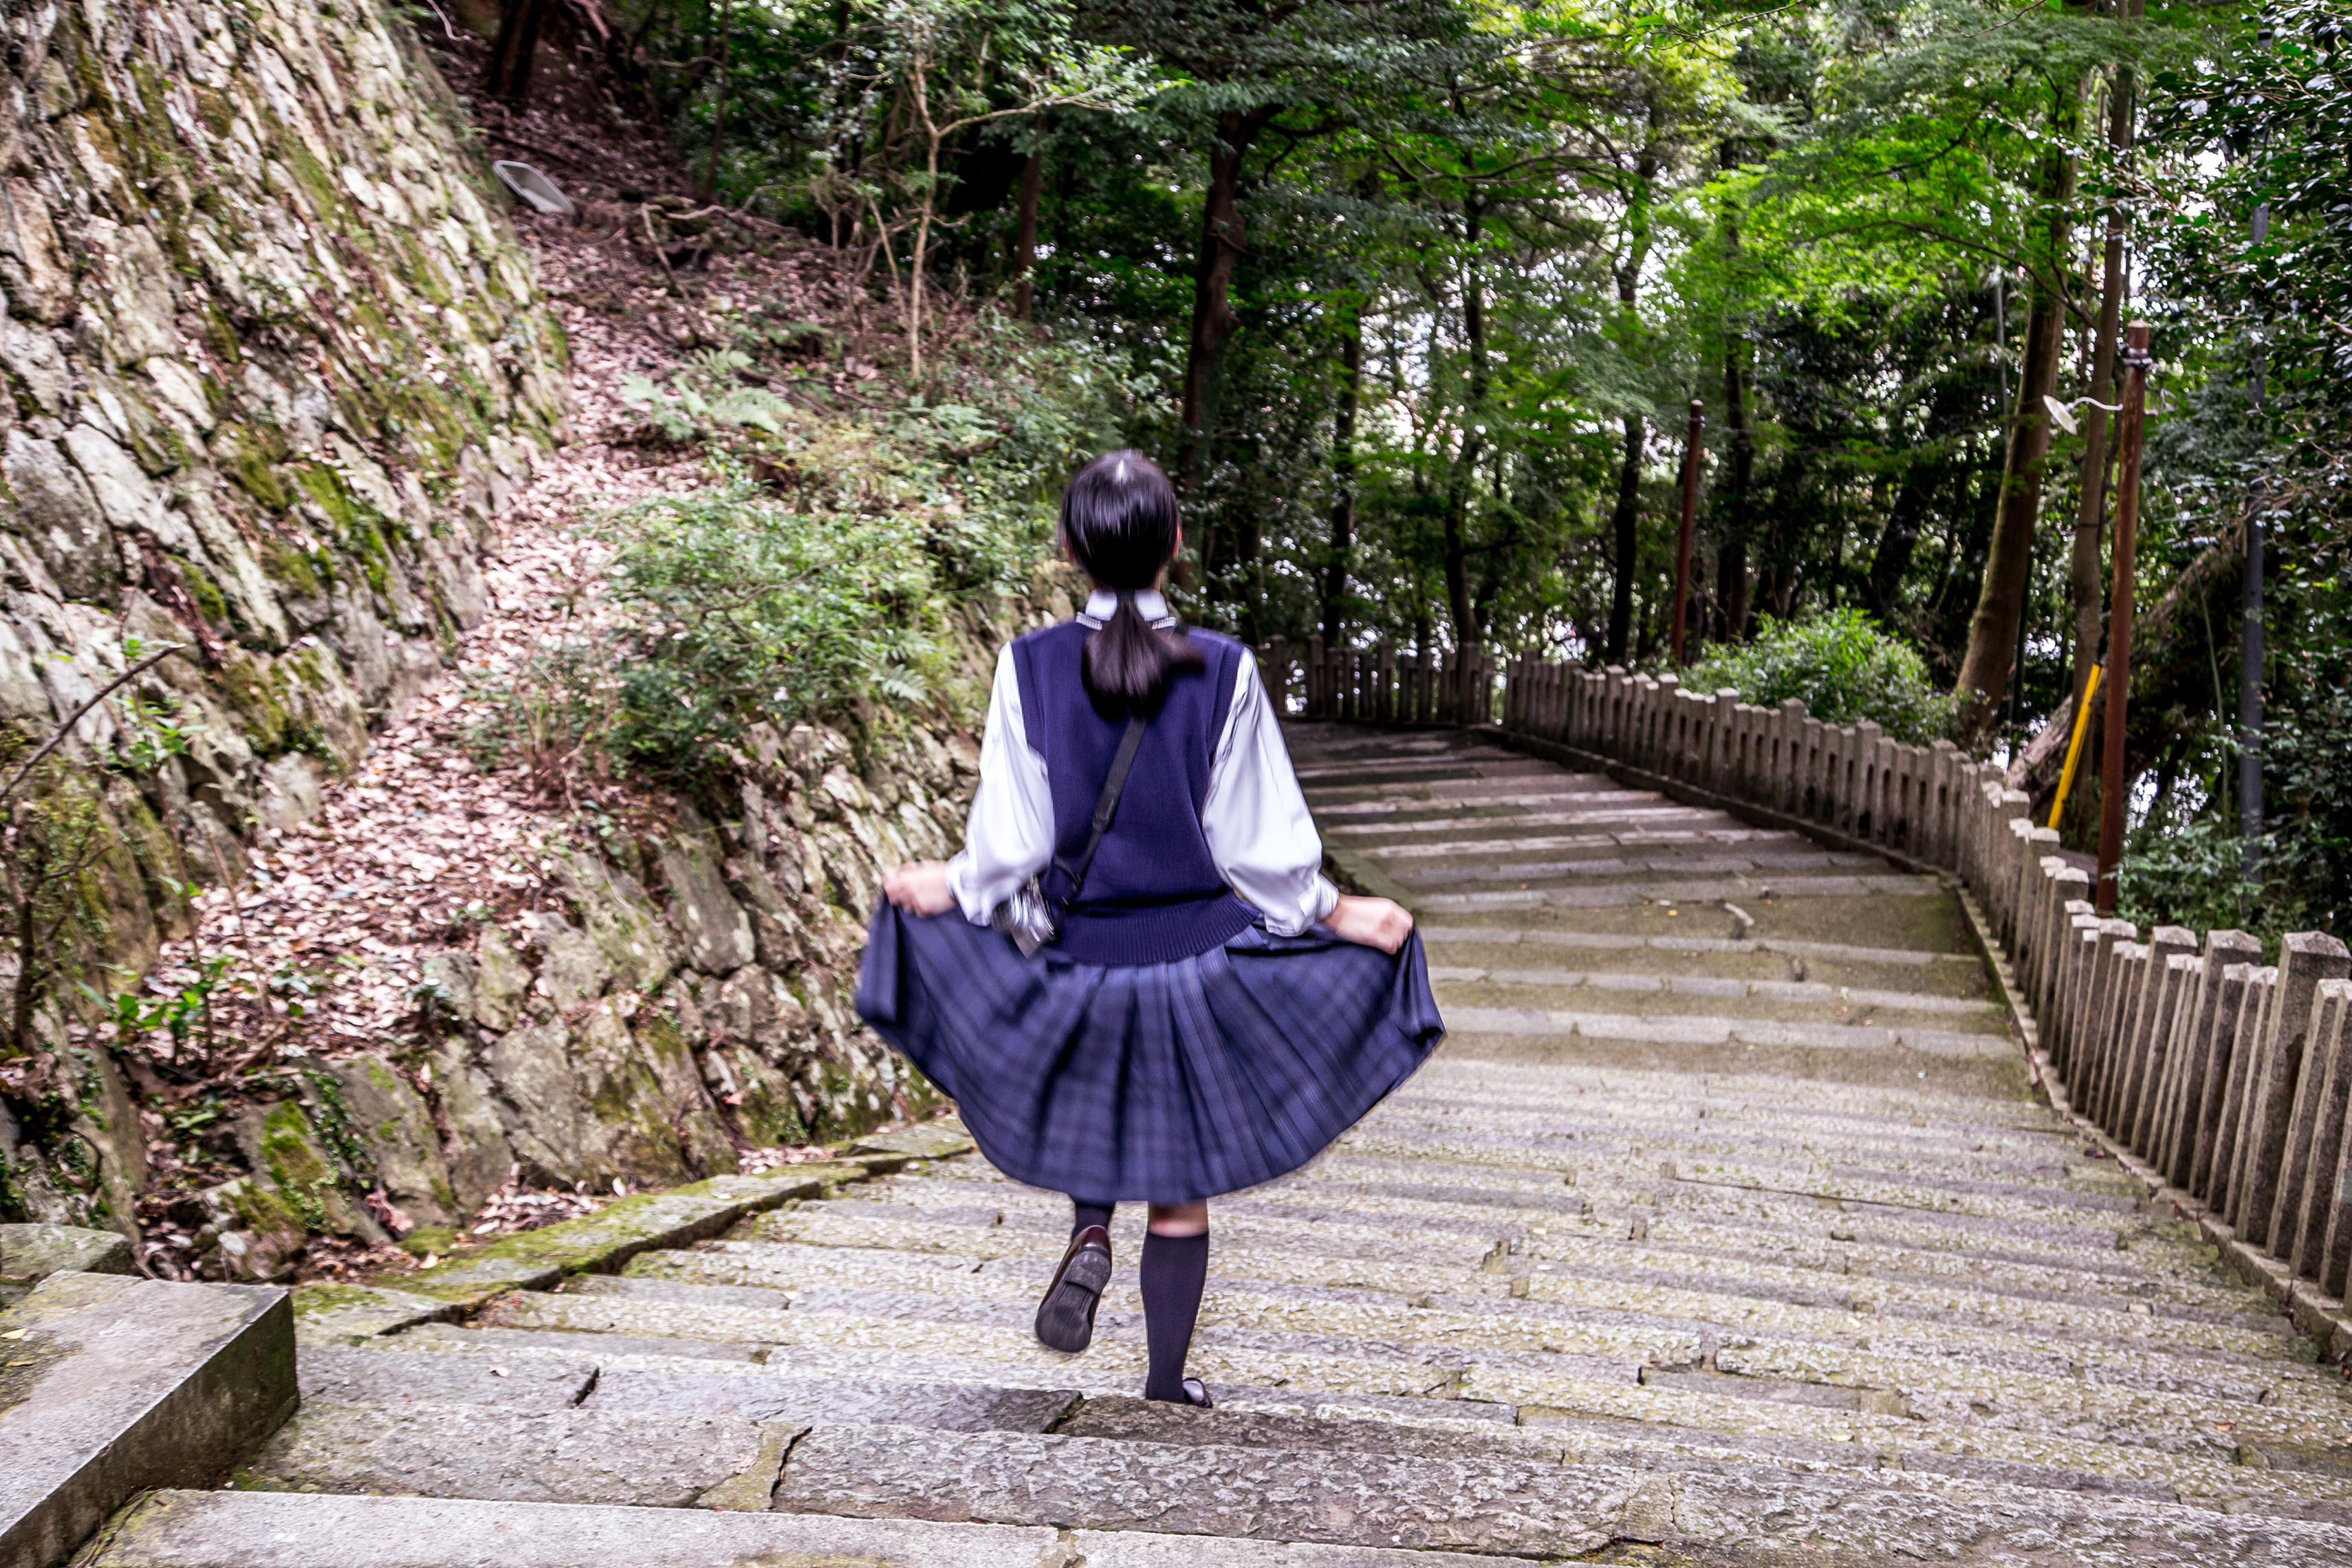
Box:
945 589 1342 937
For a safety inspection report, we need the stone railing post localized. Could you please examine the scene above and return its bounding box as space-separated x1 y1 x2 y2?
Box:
2193 961 2266 1203
2210 966 2282 1219
2102 926 2196 1141
2158 932 2259 1190
2232 934 2352 1250
2131 951 2206 1155
2278 978 2352 1275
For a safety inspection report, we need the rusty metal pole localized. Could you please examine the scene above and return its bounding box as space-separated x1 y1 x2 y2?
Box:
2095 322 2153 913
1670 399 1703 666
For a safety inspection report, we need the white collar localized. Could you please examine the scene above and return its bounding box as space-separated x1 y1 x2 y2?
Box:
1077 587 1176 629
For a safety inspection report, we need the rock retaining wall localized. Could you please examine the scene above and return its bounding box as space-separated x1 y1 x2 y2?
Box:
0 0 564 1226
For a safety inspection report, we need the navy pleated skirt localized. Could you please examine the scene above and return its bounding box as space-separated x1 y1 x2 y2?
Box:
856 904 1447 1204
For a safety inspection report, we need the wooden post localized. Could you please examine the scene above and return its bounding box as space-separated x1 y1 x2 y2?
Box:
1671 399 1703 666
2095 323 2153 914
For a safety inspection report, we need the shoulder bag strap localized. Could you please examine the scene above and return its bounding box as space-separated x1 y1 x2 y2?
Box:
1052 713 1148 908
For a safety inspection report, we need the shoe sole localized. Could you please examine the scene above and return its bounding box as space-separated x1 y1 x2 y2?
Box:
1034 1243 1111 1353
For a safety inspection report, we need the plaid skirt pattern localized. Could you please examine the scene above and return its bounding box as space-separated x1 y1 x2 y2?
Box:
856 902 1446 1204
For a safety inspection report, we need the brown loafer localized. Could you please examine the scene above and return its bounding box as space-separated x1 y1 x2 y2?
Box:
1034 1223 1113 1353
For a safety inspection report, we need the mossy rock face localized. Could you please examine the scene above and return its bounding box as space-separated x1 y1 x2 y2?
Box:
232 1100 373 1240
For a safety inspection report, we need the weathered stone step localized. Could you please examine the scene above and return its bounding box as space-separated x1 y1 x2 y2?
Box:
741 1204 1507 1275
840 1175 1541 1247
475 1285 1642 1400
1397 849 1887 885
1326 801 1715 832
1433 1002 2000 1056
582 1365 1079 1430
1426 965 1999 1017
1360 825 1805 857
1360 1103 2093 1199
235 1400 772 1507
769 1418 2352 1561
1421 873 1939 914
371 1322 1524 1430
1319 791 1700 820
720 1219 1516 1301
296 1344 595 1409
1516 1246 2297 1358
87 1490 1072 1568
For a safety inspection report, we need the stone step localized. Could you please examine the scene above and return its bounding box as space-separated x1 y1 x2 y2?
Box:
1426 965 1999 1016
235 1400 773 1507
472 1286 1640 1401
1397 849 1888 885
768 1417 2352 1560
484 1266 2338 1455
1434 1003 2002 1056
1360 826 1807 857
1326 801 1717 833
371 1322 1525 1431
1421 874 1939 914
296 1344 595 1409
87 1490 1072 1568
741 1204 1508 1276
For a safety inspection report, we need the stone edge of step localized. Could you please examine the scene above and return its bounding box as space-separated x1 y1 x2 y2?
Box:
296 1121 974 1346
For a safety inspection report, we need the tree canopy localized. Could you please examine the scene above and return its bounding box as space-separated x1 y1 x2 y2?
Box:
530 0 2352 933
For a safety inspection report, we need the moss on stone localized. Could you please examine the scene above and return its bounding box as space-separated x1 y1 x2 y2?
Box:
175 556 232 629
253 1102 339 1232
220 424 291 512
274 134 345 223
202 305 242 366
291 464 360 533
260 538 325 598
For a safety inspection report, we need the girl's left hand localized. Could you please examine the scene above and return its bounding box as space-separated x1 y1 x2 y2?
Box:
883 860 957 915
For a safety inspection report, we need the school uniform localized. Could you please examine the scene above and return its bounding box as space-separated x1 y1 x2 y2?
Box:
856 589 1446 1206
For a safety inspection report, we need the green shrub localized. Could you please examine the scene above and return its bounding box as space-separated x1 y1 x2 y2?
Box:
591 479 946 778
2117 815 2302 960
1682 607 1957 745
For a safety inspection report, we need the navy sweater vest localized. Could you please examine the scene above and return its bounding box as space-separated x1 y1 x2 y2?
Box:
1010 620 1256 966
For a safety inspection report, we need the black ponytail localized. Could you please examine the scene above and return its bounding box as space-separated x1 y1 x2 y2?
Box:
1060 450 1203 716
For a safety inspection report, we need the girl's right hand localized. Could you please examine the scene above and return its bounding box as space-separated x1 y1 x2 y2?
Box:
883 860 957 915
1325 894 1413 955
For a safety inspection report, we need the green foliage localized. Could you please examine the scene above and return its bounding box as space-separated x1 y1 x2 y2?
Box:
2117 816 2301 959
1683 607 1957 745
593 477 946 775
618 350 793 443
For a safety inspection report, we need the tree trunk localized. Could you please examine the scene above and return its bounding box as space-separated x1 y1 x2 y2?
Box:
1955 93 2077 739
1009 114 1045 319
701 0 732 200
1441 202 1490 651
1322 314 1360 645
2070 49 2137 706
1177 112 1267 497
1605 116 1659 664
488 0 554 105
1717 336 1754 640
1607 414 1642 662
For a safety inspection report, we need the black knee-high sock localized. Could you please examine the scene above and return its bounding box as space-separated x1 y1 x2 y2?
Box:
1140 1230 1209 1402
1071 1199 1115 1238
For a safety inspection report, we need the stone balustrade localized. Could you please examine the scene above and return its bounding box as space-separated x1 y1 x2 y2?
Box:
1265 640 2352 1341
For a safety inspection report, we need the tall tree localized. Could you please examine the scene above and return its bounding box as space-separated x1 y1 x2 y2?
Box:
2068 23 2141 708
1955 80 2079 737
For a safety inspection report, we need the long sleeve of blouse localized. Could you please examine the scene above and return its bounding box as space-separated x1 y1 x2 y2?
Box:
944 640 1342 937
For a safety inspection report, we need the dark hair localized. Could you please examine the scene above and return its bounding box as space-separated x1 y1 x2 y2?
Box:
1060 449 1202 715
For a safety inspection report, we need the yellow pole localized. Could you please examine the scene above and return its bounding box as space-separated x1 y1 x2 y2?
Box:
2048 664 2104 831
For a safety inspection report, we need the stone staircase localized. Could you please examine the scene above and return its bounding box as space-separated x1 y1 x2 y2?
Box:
87 727 2352 1565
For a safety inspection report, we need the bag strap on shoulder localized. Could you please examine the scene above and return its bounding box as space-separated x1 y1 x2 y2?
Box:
1052 713 1148 908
